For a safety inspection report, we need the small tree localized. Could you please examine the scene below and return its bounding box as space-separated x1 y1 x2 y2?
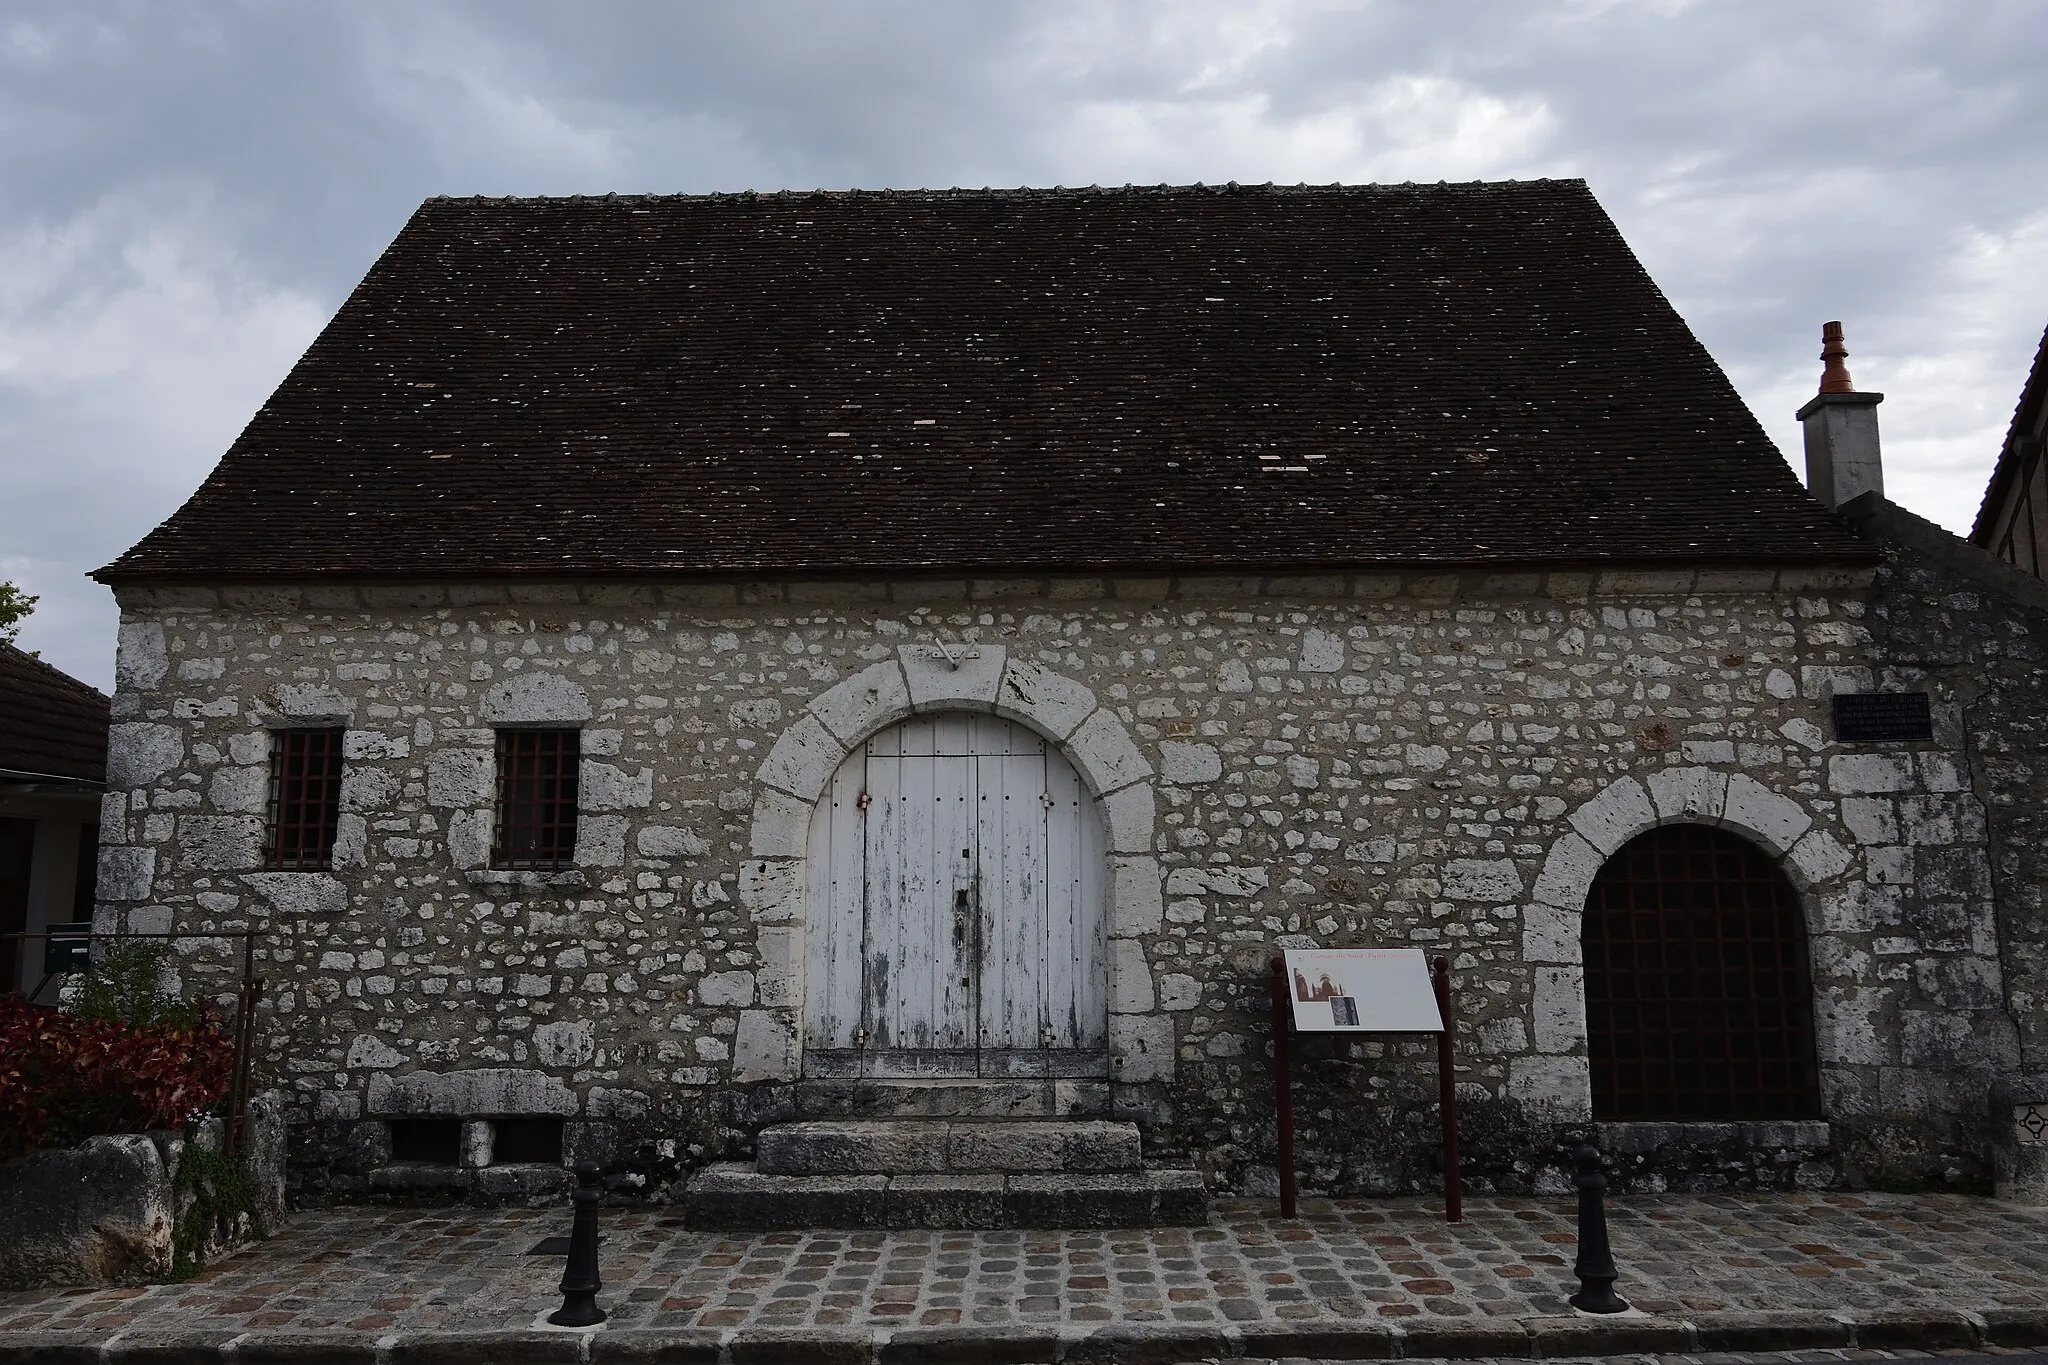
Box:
0 580 36 649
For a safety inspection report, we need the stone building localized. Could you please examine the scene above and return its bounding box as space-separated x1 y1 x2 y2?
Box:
1971 322 2048 580
86 182 2044 1214
1 643 107 999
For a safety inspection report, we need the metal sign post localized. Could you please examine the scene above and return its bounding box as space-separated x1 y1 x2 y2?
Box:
1269 948 1462 1223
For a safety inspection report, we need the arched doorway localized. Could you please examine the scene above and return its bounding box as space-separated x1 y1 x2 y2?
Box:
1582 823 1821 1121
802 712 1108 1080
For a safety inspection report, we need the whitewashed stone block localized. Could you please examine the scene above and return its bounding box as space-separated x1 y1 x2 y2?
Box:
342 731 407 761
1787 828 1854 886
1840 797 1898 845
179 816 262 871
732 1010 797 1082
272 684 351 720
242 872 347 916
995 658 1097 740
1110 940 1155 1013
534 1021 595 1066
1722 773 1813 853
1531 966 1585 1053
1829 753 1916 795
1109 856 1163 936
749 788 812 858
1067 709 1152 795
574 814 626 867
740 859 802 922
346 1034 402 1070
480 672 591 724
808 661 913 742
899 642 1007 712
207 766 268 814
332 814 368 868
445 810 489 870
1917 752 1967 793
1109 1013 1175 1083
1567 776 1654 855
699 971 755 1007
368 1068 577 1116
756 714 846 802
115 620 168 690
1159 742 1222 785
1521 904 1580 965
1101 785 1155 854
1157 974 1201 1011
426 749 491 809
581 763 654 811
1164 864 1268 897
1532 832 1603 911
1298 627 1345 672
638 825 710 859
107 723 185 787
99 847 155 901
1646 766 1727 823
1507 1056 1592 1121
756 927 800 1008
1442 858 1523 902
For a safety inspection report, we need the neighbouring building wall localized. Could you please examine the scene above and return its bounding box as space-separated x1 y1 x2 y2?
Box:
1847 495 2048 1192
96 567 2017 1199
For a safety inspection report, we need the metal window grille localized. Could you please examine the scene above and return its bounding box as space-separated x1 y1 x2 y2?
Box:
265 729 344 870
493 729 580 869
1583 823 1821 1122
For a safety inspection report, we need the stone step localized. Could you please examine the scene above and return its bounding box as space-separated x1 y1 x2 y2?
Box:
757 1120 1142 1176
785 1079 1110 1120
683 1164 1208 1230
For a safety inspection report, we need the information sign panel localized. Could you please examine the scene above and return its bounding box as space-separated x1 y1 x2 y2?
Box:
1832 692 1932 743
1282 947 1442 1033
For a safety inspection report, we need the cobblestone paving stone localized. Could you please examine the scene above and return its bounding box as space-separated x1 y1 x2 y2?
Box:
2 1195 2045 1339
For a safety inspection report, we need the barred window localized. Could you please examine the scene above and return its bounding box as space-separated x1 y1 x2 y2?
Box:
266 729 345 869
1583 823 1821 1122
493 729 580 869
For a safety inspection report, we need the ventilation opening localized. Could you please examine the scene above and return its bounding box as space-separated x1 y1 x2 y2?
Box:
389 1118 462 1165
492 1117 564 1165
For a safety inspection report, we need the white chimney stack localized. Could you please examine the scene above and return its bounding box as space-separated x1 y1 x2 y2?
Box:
1797 320 1884 510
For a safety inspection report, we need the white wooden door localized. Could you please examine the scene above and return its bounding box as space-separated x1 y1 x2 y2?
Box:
803 713 1108 1079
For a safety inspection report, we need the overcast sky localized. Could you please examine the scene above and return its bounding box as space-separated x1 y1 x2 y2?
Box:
3 0 2046 690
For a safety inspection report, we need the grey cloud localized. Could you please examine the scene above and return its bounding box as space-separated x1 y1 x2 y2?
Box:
2 0 2044 687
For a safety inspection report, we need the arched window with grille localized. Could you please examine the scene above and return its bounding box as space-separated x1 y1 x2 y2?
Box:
1582 823 1822 1121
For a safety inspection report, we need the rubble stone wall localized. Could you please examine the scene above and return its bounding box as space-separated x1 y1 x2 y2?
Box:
97 567 2016 1198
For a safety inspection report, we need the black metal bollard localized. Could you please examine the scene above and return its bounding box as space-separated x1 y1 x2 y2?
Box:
1567 1144 1630 1314
549 1162 607 1327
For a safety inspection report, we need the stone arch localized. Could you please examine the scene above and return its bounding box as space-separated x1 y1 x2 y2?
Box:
1515 768 1853 1121
737 644 1165 1084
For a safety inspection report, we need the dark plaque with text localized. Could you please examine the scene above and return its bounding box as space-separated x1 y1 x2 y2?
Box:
1832 691 1933 743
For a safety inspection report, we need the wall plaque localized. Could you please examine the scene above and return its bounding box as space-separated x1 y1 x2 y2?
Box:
1832 691 1932 743
1282 948 1443 1033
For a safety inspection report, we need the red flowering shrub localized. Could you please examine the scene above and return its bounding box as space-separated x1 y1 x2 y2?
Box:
0 994 235 1162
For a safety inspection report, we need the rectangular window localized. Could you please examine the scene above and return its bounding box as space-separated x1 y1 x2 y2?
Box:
493 729 580 869
266 729 344 869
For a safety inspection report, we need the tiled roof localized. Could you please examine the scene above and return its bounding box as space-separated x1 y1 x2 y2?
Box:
0 644 109 784
1970 322 2048 545
99 181 1870 582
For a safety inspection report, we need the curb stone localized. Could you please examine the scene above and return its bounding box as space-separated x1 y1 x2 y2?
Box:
1 1305 2037 1364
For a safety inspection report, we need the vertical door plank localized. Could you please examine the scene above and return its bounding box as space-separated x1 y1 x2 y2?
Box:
803 748 868 1050
864 739 904 1048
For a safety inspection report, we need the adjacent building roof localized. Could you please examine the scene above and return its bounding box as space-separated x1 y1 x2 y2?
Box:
0 645 109 785
99 180 1871 582
1968 321 2048 572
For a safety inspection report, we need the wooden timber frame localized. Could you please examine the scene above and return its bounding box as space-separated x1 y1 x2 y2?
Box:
1267 953 1462 1223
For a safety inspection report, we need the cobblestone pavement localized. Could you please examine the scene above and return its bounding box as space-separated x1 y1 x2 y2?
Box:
3 1194 2046 1351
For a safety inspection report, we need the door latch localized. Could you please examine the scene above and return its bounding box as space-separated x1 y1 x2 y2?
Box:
954 887 969 944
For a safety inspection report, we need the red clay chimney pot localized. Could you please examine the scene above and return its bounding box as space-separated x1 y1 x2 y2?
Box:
1818 320 1856 395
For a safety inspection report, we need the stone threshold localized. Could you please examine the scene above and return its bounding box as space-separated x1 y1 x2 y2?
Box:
6 1305 2043 1364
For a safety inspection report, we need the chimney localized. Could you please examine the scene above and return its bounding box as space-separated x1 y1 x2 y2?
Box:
1797 321 1884 510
